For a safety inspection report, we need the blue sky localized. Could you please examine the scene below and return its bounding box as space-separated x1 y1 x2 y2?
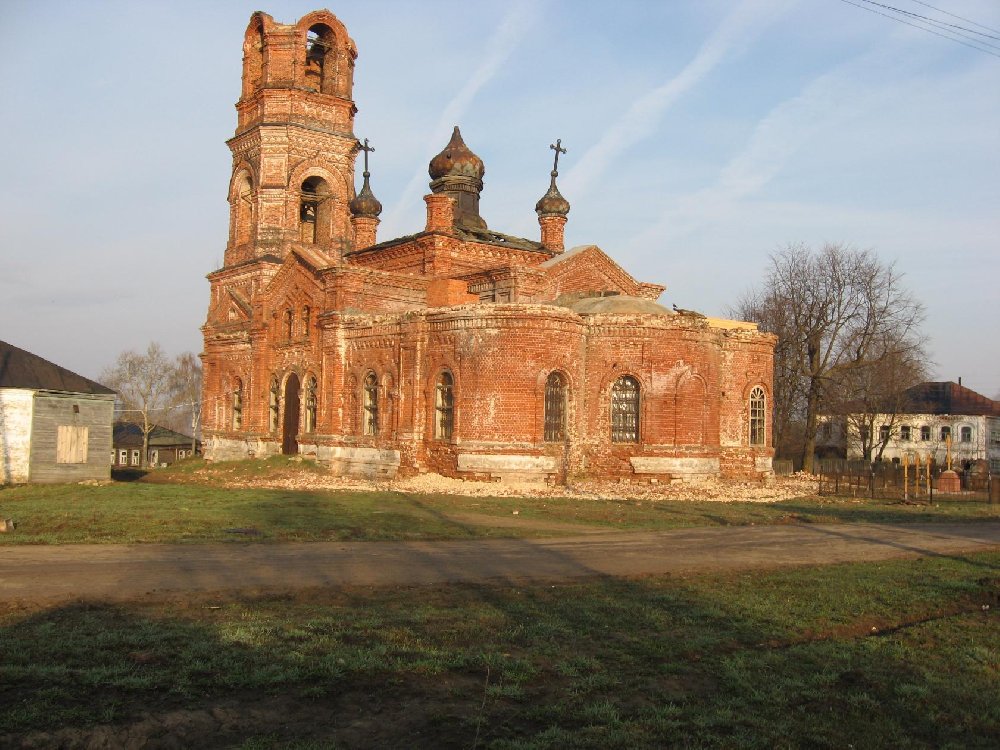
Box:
1 0 998 397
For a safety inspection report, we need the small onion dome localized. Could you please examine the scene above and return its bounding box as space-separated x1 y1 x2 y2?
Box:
535 175 570 216
428 126 485 181
349 172 382 218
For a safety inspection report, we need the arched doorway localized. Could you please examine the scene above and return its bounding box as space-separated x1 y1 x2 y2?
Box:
282 373 301 455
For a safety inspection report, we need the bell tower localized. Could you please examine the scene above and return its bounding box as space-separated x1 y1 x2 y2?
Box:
224 10 359 266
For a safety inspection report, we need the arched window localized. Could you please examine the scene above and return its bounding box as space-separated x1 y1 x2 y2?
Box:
940 426 951 442
304 376 317 433
920 425 931 441
611 375 640 443
960 426 972 443
234 173 253 245
232 378 243 430
305 24 335 94
284 309 294 340
363 372 379 436
900 425 911 441
749 386 766 446
299 176 328 244
302 305 311 339
544 372 567 442
268 376 280 432
435 371 454 440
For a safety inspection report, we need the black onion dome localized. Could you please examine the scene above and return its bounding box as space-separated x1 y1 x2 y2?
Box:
349 173 382 218
535 176 570 216
428 126 485 181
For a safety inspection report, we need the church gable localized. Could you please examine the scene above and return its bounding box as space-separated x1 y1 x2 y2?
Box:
541 245 665 302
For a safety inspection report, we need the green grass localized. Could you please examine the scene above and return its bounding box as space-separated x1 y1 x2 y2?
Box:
2 553 997 747
1 458 997 545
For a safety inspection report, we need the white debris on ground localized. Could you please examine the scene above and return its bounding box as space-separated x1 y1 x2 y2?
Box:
202 465 819 503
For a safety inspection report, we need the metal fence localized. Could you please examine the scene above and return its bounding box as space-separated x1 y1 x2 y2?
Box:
816 459 998 503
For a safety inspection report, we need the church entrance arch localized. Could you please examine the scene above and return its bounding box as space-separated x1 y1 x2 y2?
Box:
282 373 301 455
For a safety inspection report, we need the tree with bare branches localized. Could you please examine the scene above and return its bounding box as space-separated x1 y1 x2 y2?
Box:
734 243 926 472
101 343 185 469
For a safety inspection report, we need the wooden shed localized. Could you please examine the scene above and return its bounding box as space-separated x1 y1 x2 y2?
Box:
0 340 116 484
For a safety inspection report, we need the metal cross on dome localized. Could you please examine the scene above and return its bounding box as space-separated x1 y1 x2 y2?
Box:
549 139 566 175
358 137 375 173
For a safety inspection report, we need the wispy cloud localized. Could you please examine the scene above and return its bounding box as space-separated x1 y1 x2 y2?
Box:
382 0 538 234
563 0 796 200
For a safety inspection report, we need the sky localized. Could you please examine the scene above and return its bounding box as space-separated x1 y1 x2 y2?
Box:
1 0 998 398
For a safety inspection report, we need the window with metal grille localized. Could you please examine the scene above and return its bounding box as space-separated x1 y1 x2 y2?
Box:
749 386 766 446
544 372 567 442
363 373 379 436
611 375 640 443
435 371 454 440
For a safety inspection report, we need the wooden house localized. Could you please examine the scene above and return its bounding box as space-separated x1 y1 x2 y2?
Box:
0 340 116 484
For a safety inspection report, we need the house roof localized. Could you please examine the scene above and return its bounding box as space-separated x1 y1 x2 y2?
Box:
113 422 199 447
0 340 115 395
903 381 1000 417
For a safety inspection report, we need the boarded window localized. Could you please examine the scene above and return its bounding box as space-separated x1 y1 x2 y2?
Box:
611 376 640 443
56 425 88 464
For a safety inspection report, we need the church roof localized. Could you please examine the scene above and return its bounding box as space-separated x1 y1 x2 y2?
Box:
563 294 674 316
0 340 115 395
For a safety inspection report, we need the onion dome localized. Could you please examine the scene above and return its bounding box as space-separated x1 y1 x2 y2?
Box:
349 171 382 218
428 126 485 181
535 175 570 216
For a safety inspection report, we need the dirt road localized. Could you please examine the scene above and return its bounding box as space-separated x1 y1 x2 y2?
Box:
3 521 999 604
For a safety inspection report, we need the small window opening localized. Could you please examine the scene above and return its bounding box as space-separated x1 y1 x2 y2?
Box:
304 376 317 433
269 376 280 432
363 373 379 436
232 378 243 430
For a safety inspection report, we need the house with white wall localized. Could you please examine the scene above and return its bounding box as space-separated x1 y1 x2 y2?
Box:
817 381 1000 472
1 340 116 484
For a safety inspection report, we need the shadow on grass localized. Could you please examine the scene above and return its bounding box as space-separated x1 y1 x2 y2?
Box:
2 547 998 748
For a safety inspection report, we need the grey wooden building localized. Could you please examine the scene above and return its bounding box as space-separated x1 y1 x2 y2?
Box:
0 340 116 484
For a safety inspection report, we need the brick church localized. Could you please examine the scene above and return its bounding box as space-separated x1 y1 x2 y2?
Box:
200 9 776 483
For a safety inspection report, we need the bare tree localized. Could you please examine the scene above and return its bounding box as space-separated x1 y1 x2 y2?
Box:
833 346 927 462
735 243 926 472
100 343 178 469
168 352 202 454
